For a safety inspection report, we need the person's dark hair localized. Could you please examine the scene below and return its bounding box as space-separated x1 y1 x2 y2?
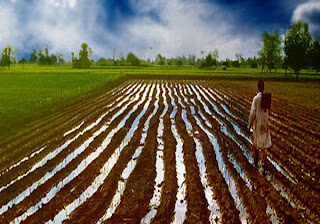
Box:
258 80 264 92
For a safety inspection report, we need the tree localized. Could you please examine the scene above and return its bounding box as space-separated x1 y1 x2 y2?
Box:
29 49 38 63
213 49 219 61
156 53 165 66
126 52 140 66
38 49 46 65
56 53 65 64
19 58 27 68
310 37 320 75
177 59 183 67
284 20 312 79
72 43 93 69
235 53 244 65
259 30 282 73
200 52 215 68
19 58 27 64
1 44 17 69
258 50 267 73
118 52 125 65
50 54 57 64
187 54 196 66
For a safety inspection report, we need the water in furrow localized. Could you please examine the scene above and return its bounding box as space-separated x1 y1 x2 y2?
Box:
8 84 151 223
176 85 220 222
141 84 168 223
168 85 187 224
98 84 161 224
200 85 299 210
189 85 248 223
0 82 135 180
46 84 156 224
0 83 140 195
193 85 254 164
192 84 279 223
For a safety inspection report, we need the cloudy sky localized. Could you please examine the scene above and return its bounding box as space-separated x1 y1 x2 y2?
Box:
0 0 319 61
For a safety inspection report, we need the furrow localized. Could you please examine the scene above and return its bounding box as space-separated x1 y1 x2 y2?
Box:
63 82 159 224
176 84 220 223
149 83 178 224
193 84 305 223
168 85 187 224
98 82 162 223
0 82 140 193
0 80 132 172
170 84 210 223
142 83 168 223
32 82 154 224
205 84 320 192
0 83 148 222
202 83 320 221
0 81 138 189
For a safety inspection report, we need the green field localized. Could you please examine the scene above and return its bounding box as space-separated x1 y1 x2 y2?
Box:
1 64 319 139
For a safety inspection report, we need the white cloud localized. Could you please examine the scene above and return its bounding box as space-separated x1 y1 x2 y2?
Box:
0 0 263 61
0 0 108 60
125 0 261 60
292 1 320 36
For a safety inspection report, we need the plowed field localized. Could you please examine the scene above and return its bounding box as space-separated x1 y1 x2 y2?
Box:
0 80 319 224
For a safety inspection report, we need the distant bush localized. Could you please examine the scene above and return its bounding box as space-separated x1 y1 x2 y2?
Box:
232 60 240 67
250 61 258 68
200 53 217 68
222 61 230 67
126 52 140 66
18 58 27 64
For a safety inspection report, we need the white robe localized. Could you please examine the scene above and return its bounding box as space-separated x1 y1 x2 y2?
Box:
249 92 272 149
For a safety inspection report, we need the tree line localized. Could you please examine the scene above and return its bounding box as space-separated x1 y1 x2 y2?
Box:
1 20 319 78
259 20 320 79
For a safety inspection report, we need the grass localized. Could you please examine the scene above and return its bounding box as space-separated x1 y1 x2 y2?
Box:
0 64 319 140
0 65 125 138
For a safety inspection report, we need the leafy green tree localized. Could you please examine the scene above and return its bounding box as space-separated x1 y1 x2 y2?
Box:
118 52 125 65
126 52 140 66
310 37 320 75
235 53 244 65
200 52 216 68
1 44 17 69
72 43 93 69
156 53 165 66
56 53 65 64
38 49 46 65
177 59 183 67
18 58 27 64
213 49 219 61
19 58 27 68
232 60 240 68
50 54 57 64
71 52 75 62
187 54 196 66
29 49 38 63
284 20 312 79
259 30 282 73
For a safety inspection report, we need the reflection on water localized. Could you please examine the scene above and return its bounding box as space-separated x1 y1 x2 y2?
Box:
0 83 140 197
11 85 151 223
178 84 220 222
168 85 187 224
142 84 167 223
99 84 160 223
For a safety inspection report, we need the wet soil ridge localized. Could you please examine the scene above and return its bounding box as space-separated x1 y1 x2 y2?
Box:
0 80 318 224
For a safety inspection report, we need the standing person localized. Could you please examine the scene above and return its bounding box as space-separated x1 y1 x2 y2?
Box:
249 80 272 172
